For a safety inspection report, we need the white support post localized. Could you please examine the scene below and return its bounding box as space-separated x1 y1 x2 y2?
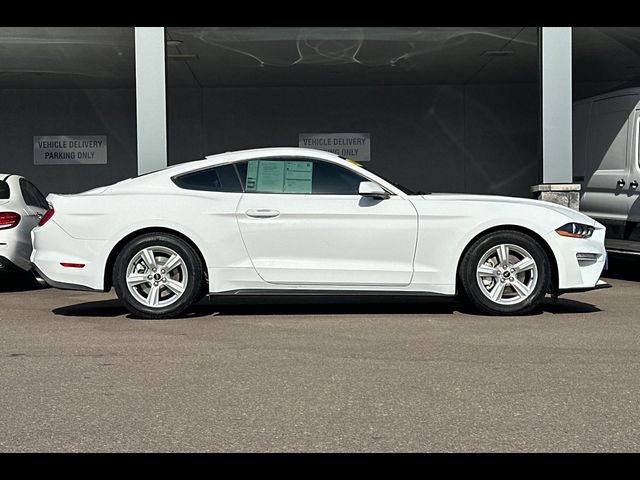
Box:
541 26 573 184
532 27 581 209
134 27 167 175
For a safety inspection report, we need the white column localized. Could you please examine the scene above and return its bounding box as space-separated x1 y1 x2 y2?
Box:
541 27 573 184
134 27 167 175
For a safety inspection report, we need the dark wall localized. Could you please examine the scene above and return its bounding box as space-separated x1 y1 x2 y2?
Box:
0 89 137 195
168 83 540 197
0 83 540 198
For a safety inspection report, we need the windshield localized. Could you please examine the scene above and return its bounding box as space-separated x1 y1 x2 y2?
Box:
340 157 426 195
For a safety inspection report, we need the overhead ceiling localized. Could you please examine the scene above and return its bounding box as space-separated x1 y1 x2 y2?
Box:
0 27 639 97
165 27 538 87
0 27 134 88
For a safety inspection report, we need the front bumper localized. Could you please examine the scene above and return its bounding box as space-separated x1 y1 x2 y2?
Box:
544 225 608 292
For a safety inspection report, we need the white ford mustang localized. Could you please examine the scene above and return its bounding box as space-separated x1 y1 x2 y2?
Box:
31 147 609 319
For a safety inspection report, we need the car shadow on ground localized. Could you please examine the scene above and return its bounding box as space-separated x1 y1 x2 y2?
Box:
51 294 601 320
0 272 44 292
603 254 640 282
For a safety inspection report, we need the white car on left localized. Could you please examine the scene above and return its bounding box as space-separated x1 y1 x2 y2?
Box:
0 174 50 274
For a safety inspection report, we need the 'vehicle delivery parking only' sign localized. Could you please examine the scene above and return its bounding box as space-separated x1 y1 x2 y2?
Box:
299 133 370 162
33 135 107 165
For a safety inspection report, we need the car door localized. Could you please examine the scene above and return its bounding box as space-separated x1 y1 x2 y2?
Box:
627 111 640 224
235 158 418 286
579 95 636 223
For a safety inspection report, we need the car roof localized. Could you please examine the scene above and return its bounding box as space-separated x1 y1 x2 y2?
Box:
150 147 358 177
0 174 25 203
201 147 351 167
0 174 25 186
205 147 342 161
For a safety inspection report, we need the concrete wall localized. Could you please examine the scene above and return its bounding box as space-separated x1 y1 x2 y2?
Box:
168 83 540 197
0 89 137 195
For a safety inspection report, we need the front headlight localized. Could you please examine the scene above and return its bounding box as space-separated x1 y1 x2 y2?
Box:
555 223 595 239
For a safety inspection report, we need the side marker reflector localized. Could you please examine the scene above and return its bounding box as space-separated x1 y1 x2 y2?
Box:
60 263 85 268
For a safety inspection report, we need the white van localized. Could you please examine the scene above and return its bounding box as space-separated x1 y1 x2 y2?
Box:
573 88 640 254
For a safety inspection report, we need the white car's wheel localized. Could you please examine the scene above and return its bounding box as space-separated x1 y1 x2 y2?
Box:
113 233 203 319
459 230 551 315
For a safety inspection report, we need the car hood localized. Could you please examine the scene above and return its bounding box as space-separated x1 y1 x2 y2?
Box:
416 193 598 226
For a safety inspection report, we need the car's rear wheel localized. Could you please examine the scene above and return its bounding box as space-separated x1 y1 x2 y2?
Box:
113 233 203 319
459 230 551 315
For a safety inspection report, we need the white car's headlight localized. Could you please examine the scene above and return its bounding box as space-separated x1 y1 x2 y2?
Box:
555 223 595 239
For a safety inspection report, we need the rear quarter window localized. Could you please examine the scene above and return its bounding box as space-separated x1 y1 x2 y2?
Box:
172 164 243 192
0 180 9 199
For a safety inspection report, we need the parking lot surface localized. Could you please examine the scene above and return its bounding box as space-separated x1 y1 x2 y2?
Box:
1 258 639 452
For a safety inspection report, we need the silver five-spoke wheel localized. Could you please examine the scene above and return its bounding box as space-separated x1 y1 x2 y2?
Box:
126 246 188 308
475 243 538 306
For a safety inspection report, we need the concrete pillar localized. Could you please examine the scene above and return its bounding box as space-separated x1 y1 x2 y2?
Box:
532 27 581 209
134 27 167 175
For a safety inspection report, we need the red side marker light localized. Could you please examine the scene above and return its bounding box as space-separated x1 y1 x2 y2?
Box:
38 208 55 226
60 263 85 268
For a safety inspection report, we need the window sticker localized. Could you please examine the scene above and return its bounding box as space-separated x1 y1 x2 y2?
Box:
284 161 312 193
245 160 313 194
245 160 259 191
257 160 285 193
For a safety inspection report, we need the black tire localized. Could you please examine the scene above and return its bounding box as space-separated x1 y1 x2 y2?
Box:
113 233 204 319
196 274 209 303
458 230 551 316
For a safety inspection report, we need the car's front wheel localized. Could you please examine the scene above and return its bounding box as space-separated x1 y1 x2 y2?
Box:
459 230 551 315
113 233 203 319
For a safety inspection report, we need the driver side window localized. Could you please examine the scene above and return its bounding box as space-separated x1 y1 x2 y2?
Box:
235 158 369 195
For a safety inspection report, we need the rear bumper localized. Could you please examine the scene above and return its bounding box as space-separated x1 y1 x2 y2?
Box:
0 236 32 272
0 255 25 273
31 263 101 292
30 221 108 291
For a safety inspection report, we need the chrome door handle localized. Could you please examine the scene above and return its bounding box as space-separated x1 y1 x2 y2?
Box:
245 209 280 219
631 180 639 189
617 178 626 188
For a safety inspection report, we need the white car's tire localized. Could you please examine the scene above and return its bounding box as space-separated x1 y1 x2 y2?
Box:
459 230 551 315
113 233 203 319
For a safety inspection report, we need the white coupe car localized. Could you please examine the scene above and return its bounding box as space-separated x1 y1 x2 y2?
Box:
1 174 49 274
31 148 609 319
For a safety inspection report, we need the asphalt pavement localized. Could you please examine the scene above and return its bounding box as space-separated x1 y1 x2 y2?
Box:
0 257 639 452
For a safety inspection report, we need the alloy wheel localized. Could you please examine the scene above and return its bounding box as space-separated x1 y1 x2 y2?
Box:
475 243 538 306
125 246 188 308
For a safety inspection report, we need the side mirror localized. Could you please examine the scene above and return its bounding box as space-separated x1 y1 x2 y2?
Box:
359 181 390 200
